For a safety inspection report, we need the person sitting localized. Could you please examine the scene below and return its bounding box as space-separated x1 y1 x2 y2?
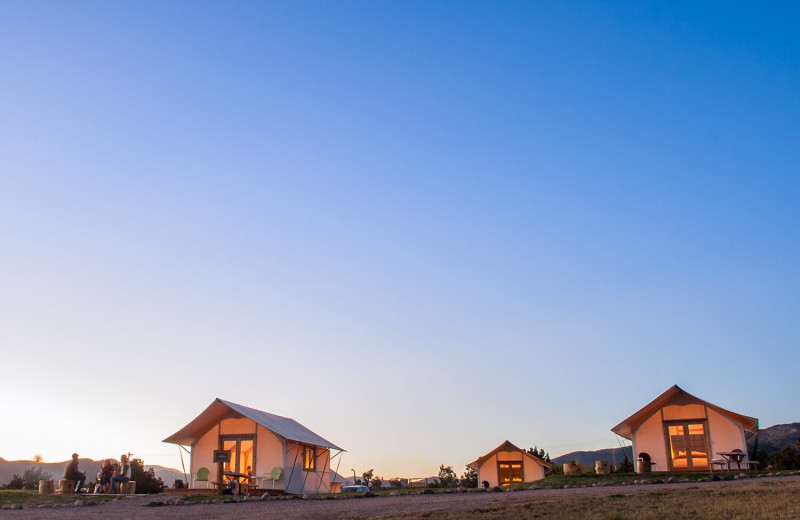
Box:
63 453 86 493
110 454 131 493
98 459 114 493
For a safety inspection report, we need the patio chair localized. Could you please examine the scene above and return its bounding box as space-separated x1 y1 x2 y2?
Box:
195 467 211 489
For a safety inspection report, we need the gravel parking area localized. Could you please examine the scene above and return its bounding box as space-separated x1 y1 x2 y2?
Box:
3 474 799 519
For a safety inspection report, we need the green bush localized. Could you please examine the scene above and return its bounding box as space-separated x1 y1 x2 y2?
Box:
130 459 164 494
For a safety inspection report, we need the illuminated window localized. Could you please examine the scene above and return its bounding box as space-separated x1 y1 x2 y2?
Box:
303 446 316 471
498 462 523 485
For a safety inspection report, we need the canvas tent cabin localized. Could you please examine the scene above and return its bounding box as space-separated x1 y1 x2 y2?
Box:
163 399 343 494
611 385 758 472
467 440 552 487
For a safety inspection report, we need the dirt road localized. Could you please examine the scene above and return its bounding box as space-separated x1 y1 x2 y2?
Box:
3 474 799 519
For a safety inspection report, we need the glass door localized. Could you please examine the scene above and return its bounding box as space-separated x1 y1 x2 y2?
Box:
498 462 523 485
220 437 255 475
666 422 709 470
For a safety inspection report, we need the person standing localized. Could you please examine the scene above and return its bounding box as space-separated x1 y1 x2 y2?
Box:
63 453 86 493
110 454 130 493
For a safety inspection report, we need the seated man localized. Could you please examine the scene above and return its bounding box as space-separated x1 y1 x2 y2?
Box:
63 453 86 493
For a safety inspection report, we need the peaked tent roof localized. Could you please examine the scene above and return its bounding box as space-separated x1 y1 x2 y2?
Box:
611 385 759 439
467 440 553 470
163 398 343 450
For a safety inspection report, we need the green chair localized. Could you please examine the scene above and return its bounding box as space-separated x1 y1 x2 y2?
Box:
195 467 210 489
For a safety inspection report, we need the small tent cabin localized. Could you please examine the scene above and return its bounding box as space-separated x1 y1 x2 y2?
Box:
467 440 552 487
163 399 343 494
611 385 758 472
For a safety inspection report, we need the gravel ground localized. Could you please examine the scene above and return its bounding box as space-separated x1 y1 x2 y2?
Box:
3 474 799 519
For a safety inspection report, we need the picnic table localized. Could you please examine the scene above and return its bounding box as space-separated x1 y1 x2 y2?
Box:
717 451 748 471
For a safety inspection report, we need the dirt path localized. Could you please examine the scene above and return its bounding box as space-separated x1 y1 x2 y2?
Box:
3 474 799 519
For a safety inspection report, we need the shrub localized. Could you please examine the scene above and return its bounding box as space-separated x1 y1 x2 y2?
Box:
130 458 164 494
22 466 53 490
5 474 24 490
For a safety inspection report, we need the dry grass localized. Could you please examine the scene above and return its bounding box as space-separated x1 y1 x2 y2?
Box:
379 480 800 520
0 489 117 506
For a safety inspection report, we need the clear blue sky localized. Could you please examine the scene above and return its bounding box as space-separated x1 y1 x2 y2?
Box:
1 0 798 477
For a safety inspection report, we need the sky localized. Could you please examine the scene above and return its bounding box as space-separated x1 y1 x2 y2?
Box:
1 0 798 479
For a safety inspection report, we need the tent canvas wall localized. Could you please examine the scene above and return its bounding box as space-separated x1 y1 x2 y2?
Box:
611 385 758 472
467 440 551 487
163 399 343 494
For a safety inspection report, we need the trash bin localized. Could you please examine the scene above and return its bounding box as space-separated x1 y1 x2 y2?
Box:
173 479 184 489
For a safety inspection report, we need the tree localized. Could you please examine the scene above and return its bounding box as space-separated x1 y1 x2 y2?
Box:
361 469 374 486
370 476 383 490
527 445 548 461
768 447 800 471
5 474 24 490
130 458 165 494
22 466 53 490
460 466 478 488
438 465 457 488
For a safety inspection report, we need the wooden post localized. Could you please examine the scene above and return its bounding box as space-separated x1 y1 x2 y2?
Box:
120 481 137 494
39 480 55 494
58 479 76 494
218 462 224 495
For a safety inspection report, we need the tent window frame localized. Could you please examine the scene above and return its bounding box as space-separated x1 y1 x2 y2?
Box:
302 445 316 472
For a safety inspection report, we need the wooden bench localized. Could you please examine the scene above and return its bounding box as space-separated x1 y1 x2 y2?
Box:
709 459 727 472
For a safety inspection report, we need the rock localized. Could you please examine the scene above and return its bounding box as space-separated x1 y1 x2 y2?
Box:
302 493 314 499
457 486 466 493
563 485 572 489
390 491 400 496
145 501 165 507
73 500 84 507
260 493 272 501
10 504 23 510
529 485 540 490
175 499 185 505
37 504 51 508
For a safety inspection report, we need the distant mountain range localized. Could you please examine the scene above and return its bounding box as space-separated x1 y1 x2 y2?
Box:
552 422 800 468
0 457 185 488
752 422 800 453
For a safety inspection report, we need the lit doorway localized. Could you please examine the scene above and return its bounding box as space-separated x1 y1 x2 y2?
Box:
498 462 523 485
665 422 709 471
220 436 255 475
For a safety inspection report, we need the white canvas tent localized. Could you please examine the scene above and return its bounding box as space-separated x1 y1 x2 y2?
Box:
467 440 551 487
163 399 344 494
611 385 758 472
